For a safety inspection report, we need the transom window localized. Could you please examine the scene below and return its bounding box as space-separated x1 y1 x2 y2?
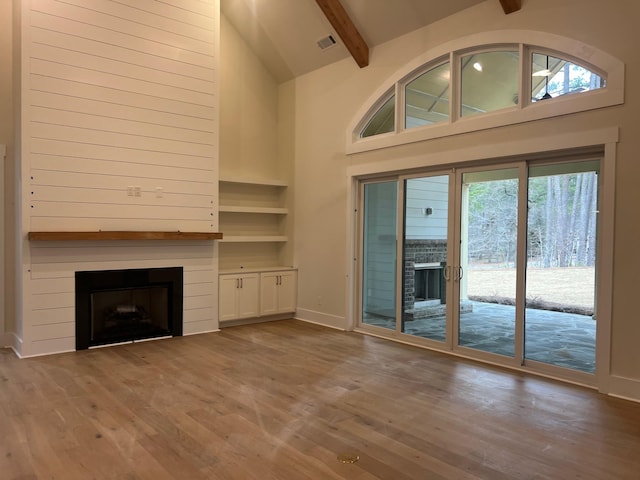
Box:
405 60 450 128
460 50 520 118
361 92 395 137
352 32 623 152
531 53 605 102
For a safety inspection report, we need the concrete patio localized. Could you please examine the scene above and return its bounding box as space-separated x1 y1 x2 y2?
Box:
364 301 596 373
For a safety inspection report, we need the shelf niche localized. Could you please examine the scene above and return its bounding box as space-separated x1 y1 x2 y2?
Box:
218 177 291 272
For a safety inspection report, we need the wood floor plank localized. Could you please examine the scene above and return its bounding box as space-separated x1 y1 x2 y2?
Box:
2 319 640 479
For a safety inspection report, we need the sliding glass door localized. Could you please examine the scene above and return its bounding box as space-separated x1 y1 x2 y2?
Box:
358 158 599 377
401 174 452 342
361 181 398 330
457 167 520 358
524 162 598 373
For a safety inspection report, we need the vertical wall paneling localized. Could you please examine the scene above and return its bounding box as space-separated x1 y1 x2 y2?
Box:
20 0 220 356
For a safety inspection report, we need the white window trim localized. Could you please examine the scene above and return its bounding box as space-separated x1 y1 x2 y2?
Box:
347 30 624 155
346 126 618 392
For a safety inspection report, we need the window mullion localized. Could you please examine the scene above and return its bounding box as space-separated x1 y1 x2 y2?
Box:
514 163 529 365
395 82 403 134
450 51 460 124
518 43 527 109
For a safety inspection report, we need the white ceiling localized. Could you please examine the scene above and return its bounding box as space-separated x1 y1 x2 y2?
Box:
220 0 487 83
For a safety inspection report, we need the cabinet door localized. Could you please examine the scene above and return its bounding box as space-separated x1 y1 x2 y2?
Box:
260 271 297 315
237 274 260 318
219 275 240 322
276 271 297 313
259 272 279 316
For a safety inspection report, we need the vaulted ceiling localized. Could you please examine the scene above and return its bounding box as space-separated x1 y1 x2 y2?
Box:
220 0 521 83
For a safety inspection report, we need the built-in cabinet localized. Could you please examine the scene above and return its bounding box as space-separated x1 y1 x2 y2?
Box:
259 270 297 316
218 177 296 324
218 273 260 322
218 268 297 323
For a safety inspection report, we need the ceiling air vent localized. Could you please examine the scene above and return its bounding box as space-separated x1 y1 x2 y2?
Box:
317 34 337 50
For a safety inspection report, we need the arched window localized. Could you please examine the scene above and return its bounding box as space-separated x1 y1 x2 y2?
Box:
405 60 450 129
460 49 520 117
361 92 395 138
531 52 605 102
349 32 623 154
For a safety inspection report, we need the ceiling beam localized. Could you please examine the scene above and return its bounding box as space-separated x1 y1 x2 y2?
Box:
499 0 522 14
315 0 369 68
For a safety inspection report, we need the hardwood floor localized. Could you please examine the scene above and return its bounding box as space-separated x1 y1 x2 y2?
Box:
1 320 639 479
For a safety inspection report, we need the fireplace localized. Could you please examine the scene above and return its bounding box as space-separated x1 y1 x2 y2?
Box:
414 262 446 302
75 267 183 350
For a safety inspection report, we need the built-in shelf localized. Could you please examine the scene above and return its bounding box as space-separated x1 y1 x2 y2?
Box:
28 231 223 241
219 235 288 243
218 176 290 270
219 206 288 214
219 177 288 187
219 265 296 274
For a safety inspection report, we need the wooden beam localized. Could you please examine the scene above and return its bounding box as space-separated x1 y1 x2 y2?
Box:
499 0 522 14
315 0 369 68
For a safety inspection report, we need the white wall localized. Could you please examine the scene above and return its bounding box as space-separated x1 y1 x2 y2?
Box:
13 0 220 356
220 15 279 180
1 1 14 340
0 4 11 145
291 0 640 400
218 15 292 270
0 145 5 342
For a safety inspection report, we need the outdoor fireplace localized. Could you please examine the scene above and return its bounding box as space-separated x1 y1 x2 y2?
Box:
75 267 183 350
414 262 446 302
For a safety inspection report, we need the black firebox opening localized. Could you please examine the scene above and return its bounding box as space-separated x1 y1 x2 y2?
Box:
75 267 183 350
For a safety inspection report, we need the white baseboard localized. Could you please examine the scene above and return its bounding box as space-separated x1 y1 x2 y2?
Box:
219 313 294 328
608 375 640 403
1 332 22 358
295 308 347 330
183 329 221 336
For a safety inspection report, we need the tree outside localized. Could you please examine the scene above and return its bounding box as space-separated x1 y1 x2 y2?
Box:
466 171 597 313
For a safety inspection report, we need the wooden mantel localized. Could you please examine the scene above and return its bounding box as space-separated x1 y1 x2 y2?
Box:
28 231 223 241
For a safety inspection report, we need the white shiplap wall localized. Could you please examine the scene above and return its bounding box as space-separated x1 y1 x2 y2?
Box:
19 0 219 356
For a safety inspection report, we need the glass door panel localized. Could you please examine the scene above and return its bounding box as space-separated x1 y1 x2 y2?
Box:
458 168 519 357
401 175 450 341
358 156 599 379
361 181 398 330
525 162 598 373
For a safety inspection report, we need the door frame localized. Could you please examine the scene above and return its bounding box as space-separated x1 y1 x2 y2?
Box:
397 170 456 345
346 127 617 392
450 162 527 367
355 176 400 337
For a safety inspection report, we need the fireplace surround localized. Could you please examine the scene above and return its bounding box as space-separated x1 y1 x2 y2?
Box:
75 267 183 350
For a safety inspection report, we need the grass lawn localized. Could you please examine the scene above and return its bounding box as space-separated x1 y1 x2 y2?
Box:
466 266 595 309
